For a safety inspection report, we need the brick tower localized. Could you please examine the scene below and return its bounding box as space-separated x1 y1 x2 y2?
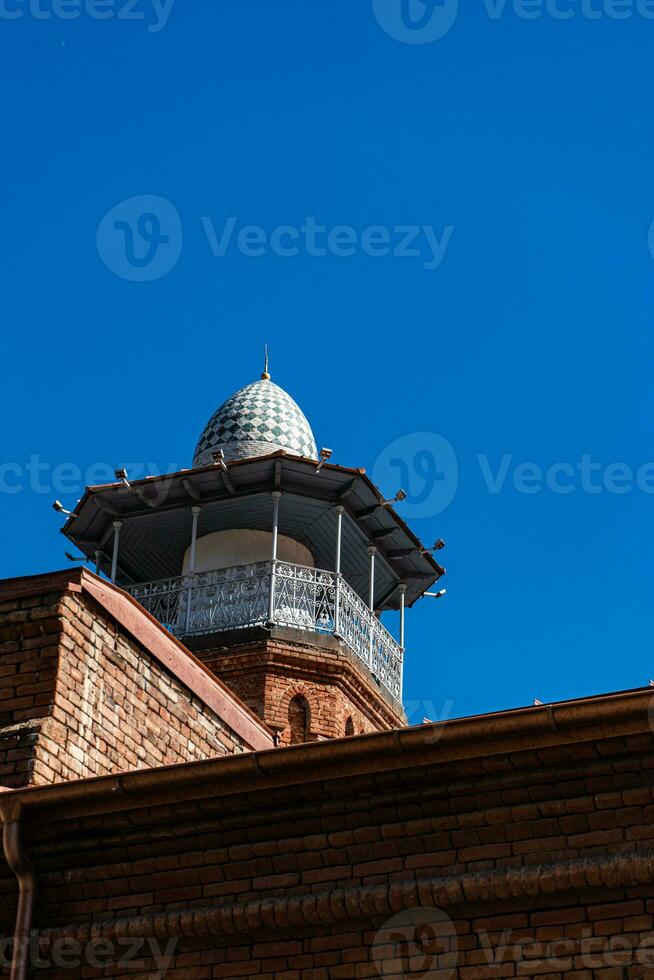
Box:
63 357 445 743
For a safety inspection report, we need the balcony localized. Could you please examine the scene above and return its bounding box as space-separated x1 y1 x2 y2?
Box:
126 560 403 701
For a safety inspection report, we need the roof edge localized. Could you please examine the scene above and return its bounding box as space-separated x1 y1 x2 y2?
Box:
2 683 653 821
63 453 445 593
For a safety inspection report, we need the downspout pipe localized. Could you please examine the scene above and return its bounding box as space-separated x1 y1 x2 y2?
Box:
1 804 36 980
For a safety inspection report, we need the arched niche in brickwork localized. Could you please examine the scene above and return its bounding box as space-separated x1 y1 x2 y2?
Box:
288 695 310 744
344 716 354 737
279 685 319 745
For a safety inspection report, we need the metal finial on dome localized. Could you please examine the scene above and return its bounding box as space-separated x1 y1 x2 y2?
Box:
261 344 271 380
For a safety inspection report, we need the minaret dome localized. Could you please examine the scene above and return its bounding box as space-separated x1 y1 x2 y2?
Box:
193 366 318 466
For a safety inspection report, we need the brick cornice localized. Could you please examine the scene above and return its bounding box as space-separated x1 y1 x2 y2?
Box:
0 567 84 600
213 646 405 730
189 625 405 716
36 849 654 945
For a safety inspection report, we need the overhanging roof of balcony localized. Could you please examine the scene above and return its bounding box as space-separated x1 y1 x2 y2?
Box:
62 452 445 610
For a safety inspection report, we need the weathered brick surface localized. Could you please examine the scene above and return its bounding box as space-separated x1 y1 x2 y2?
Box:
1 725 653 977
22 917 654 980
0 592 61 728
2 574 654 979
189 627 406 742
0 584 249 785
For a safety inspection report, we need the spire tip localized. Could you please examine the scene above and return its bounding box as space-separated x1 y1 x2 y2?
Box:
261 344 271 380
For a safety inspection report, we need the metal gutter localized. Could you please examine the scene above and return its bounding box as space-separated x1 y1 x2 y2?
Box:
2 685 653 824
0 799 36 980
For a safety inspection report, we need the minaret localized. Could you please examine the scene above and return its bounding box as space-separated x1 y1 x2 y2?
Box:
63 360 445 743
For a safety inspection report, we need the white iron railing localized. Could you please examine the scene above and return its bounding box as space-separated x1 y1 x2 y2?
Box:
126 561 403 700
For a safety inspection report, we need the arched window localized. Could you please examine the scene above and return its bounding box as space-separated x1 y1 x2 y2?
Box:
344 716 354 737
288 695 310 744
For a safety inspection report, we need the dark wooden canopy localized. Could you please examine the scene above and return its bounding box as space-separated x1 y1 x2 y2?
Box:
62 451 444 610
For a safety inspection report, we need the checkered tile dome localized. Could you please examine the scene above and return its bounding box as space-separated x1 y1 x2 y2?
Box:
193 379 318 466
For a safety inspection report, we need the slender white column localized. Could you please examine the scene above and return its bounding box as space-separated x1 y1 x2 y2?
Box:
110 521 123 584
271 491 281 560
399 583 408 703
185 506 202 631
368 546 377 610
367 545 377 668
268 491 282 623
334 505 344 635
188 506 201 573
335 506 344 574
398 583 407 650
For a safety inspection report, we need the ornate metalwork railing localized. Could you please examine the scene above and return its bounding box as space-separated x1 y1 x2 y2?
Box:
126 561 403 700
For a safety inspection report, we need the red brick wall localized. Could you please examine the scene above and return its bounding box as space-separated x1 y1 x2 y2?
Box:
0 588 62 786
40 591 249 782
12 903 654 979
2 726 654 977
264 673 380 744
192 628 406 742
0 583 250 786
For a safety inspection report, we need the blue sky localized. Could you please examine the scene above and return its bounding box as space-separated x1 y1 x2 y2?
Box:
1 0 652 722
